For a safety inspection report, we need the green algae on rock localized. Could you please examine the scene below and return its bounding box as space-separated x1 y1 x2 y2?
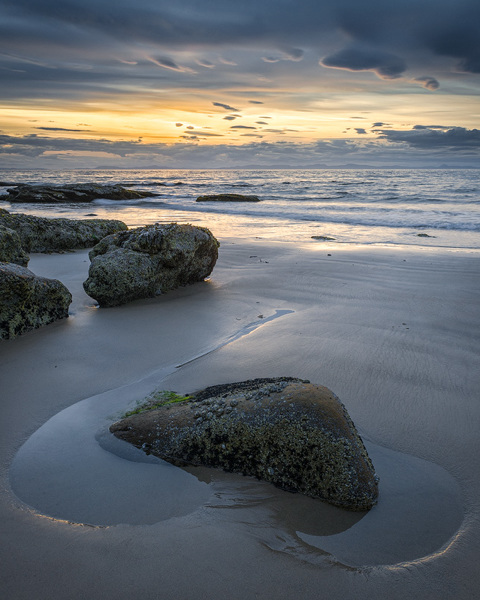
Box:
83 222 219 307
110 378 379 511
0 262 72 340
0 209 127 253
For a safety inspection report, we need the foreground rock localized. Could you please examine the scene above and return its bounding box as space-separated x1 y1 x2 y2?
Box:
83 223 219 307
111 378 379 511
0 224 29 266
0 262 72 340
196 193 261 202
4 183 157 203
0 209 127 253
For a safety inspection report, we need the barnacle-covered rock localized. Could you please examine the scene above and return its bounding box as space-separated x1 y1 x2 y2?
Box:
0 262 72 340
83 223 219 307
110 378 379 511
0 209 127 253
0 224 29 266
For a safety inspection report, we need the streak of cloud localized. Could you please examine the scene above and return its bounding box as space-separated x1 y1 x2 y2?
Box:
213 102 240 111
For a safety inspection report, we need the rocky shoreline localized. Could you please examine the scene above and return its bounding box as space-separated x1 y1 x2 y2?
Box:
3 183 158 203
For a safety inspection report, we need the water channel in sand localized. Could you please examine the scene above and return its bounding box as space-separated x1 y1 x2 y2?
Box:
9 313 464 569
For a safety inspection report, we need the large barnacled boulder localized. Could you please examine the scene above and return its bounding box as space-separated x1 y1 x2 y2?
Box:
0 209 127 252
83 223 219 307
5 183 157 203
0 224 29 266
196 193 261 202
110 378 379 511
0 262 72 340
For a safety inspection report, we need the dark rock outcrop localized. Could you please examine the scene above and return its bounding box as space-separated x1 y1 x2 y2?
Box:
4 183 158 204
0 209 127 253
0 224 29 266
0 262 72 340
196 193 261 202
83 223 219 307
110 378 379 511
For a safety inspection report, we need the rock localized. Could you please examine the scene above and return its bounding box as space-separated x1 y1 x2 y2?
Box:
196 193 261 202
83 223 219 307
0 224 29 266
4 183 158 203
0 262 72 340
0 209 127 253
110 378 379 511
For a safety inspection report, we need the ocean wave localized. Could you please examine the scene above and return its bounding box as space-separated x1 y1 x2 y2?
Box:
160 202 480 232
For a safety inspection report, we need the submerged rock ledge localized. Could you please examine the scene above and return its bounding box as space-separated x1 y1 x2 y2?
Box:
196 193 261 202
111 378 379 511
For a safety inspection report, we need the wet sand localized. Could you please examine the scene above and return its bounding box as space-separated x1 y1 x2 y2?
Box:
1 237 479 599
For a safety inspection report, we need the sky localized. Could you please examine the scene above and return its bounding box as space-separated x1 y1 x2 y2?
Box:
0 0 479 169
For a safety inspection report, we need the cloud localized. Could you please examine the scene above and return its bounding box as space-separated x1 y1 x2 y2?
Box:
321 46 406 79
1 130 479 169
223 115 240 120
230 125 257 129
376 126 480 149
213 102 240 111
249 100 264 104
148 56 196 74
218 57 237 66
36 127 91 132
355 128 367 134
262 47 304 63
413 76 440 90
196 59 215 68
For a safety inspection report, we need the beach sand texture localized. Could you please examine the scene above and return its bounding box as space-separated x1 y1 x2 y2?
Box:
1 236 479 599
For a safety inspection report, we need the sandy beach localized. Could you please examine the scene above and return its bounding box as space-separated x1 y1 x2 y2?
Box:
1 234 479 599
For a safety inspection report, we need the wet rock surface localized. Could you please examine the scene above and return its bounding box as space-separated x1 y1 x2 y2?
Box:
83 222 219 307
4 183 157 203
0 209 127 253
0 262 72 340
111 378 379 511
196 193 261 202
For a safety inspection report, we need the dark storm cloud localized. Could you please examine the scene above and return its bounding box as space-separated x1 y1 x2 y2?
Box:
377 126 480 149
321 47 407 79
1 0 479 84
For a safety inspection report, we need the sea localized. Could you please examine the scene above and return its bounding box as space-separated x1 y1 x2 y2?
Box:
1 168 479 249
